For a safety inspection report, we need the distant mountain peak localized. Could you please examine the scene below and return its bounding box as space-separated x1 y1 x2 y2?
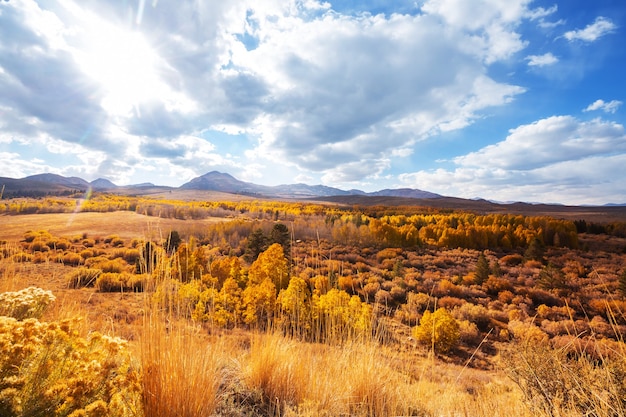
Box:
4 170 441 201
180 171 441 199
90 178 117 189
24 173 89 187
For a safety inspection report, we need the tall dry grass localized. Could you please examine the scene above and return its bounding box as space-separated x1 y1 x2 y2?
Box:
503 299 626 417
138 312 227 417
238 331 537 417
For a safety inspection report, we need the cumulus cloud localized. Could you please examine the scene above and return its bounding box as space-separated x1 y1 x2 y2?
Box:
0 0 560 187
563 17 616 42
456 116 626 169
584 99 622 114
9 0 621 194
420 0 533 63
399 116 626 205
526 52 558 67
233 7 525 182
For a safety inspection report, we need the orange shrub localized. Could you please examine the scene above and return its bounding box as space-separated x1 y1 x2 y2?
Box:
29 239 50 252
66 267 102 288
12 252 32 263
32 252 49 264
61 252 82 266
337 275 355 293
96 272 144 292
82 238 96 247
501 254 524 266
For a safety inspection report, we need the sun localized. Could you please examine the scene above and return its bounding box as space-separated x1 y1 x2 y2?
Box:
76 27 164 116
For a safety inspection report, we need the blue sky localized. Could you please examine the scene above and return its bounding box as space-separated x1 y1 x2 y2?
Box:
0 0 624 205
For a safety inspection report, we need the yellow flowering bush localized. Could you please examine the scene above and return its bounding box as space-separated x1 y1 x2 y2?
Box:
413 307 460 354
0 287 56 320
0 316 141 417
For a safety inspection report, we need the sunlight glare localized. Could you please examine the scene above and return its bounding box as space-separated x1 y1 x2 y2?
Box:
77 28 162 116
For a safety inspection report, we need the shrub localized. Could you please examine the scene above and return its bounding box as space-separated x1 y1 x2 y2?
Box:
29 239 50 252
507 320 548 343
82 238 96 247
87 258 129 274
53 238 71 251
80 249 95 259
61 252 83 266
96 272 128 292
413 307 460 353
112 248 141 264
32 252 48 264
11 252 32 263
0 287 56 319
67 267 102 288
501 254 523 266
0 316 141 417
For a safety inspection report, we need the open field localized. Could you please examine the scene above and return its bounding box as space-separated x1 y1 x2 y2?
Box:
1 196 626 416
0 211 226 241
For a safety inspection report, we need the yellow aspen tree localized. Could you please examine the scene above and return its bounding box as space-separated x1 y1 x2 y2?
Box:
277 276 311 337
247 243 289 290
212 277 243 328
242 278 277 328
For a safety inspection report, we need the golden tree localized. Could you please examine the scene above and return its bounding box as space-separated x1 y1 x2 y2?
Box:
276 276 311 337
248 243 290 290
242 278 277 328
212 277 243 328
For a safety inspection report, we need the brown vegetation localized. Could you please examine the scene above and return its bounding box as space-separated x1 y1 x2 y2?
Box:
1 193 626 416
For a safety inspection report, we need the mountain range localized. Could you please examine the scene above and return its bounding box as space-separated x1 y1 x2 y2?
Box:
0 171 441 200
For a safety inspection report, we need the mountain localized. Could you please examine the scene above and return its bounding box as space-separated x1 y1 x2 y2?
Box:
179 171 440 199
180 171 266 195
25 173 90 188
368 188 441 199
1 171 440 200
270 183 360 198
1 173 90 197
90 178 118 189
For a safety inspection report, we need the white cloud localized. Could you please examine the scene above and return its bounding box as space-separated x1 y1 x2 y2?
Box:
584 99 622 114
0 152 53 179
525 5 558 21
399 116 626 205
421 0 532 63
0 0 567 189
232 9 525 183
526 52 558 67
538 19 565 29
563 16 616 42
456 116 626 169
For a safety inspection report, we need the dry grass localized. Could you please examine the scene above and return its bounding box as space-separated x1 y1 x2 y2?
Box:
235 331 534 417
0 211 225 241
3 207 626 417
138 311 227 417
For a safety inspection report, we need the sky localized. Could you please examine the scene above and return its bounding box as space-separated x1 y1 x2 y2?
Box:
0 0 624 205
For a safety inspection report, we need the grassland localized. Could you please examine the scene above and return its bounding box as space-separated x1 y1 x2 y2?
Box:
1 194 626 416
0 211 226 241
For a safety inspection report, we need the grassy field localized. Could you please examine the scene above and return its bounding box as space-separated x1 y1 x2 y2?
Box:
0 211 225 241
2 201 626 416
